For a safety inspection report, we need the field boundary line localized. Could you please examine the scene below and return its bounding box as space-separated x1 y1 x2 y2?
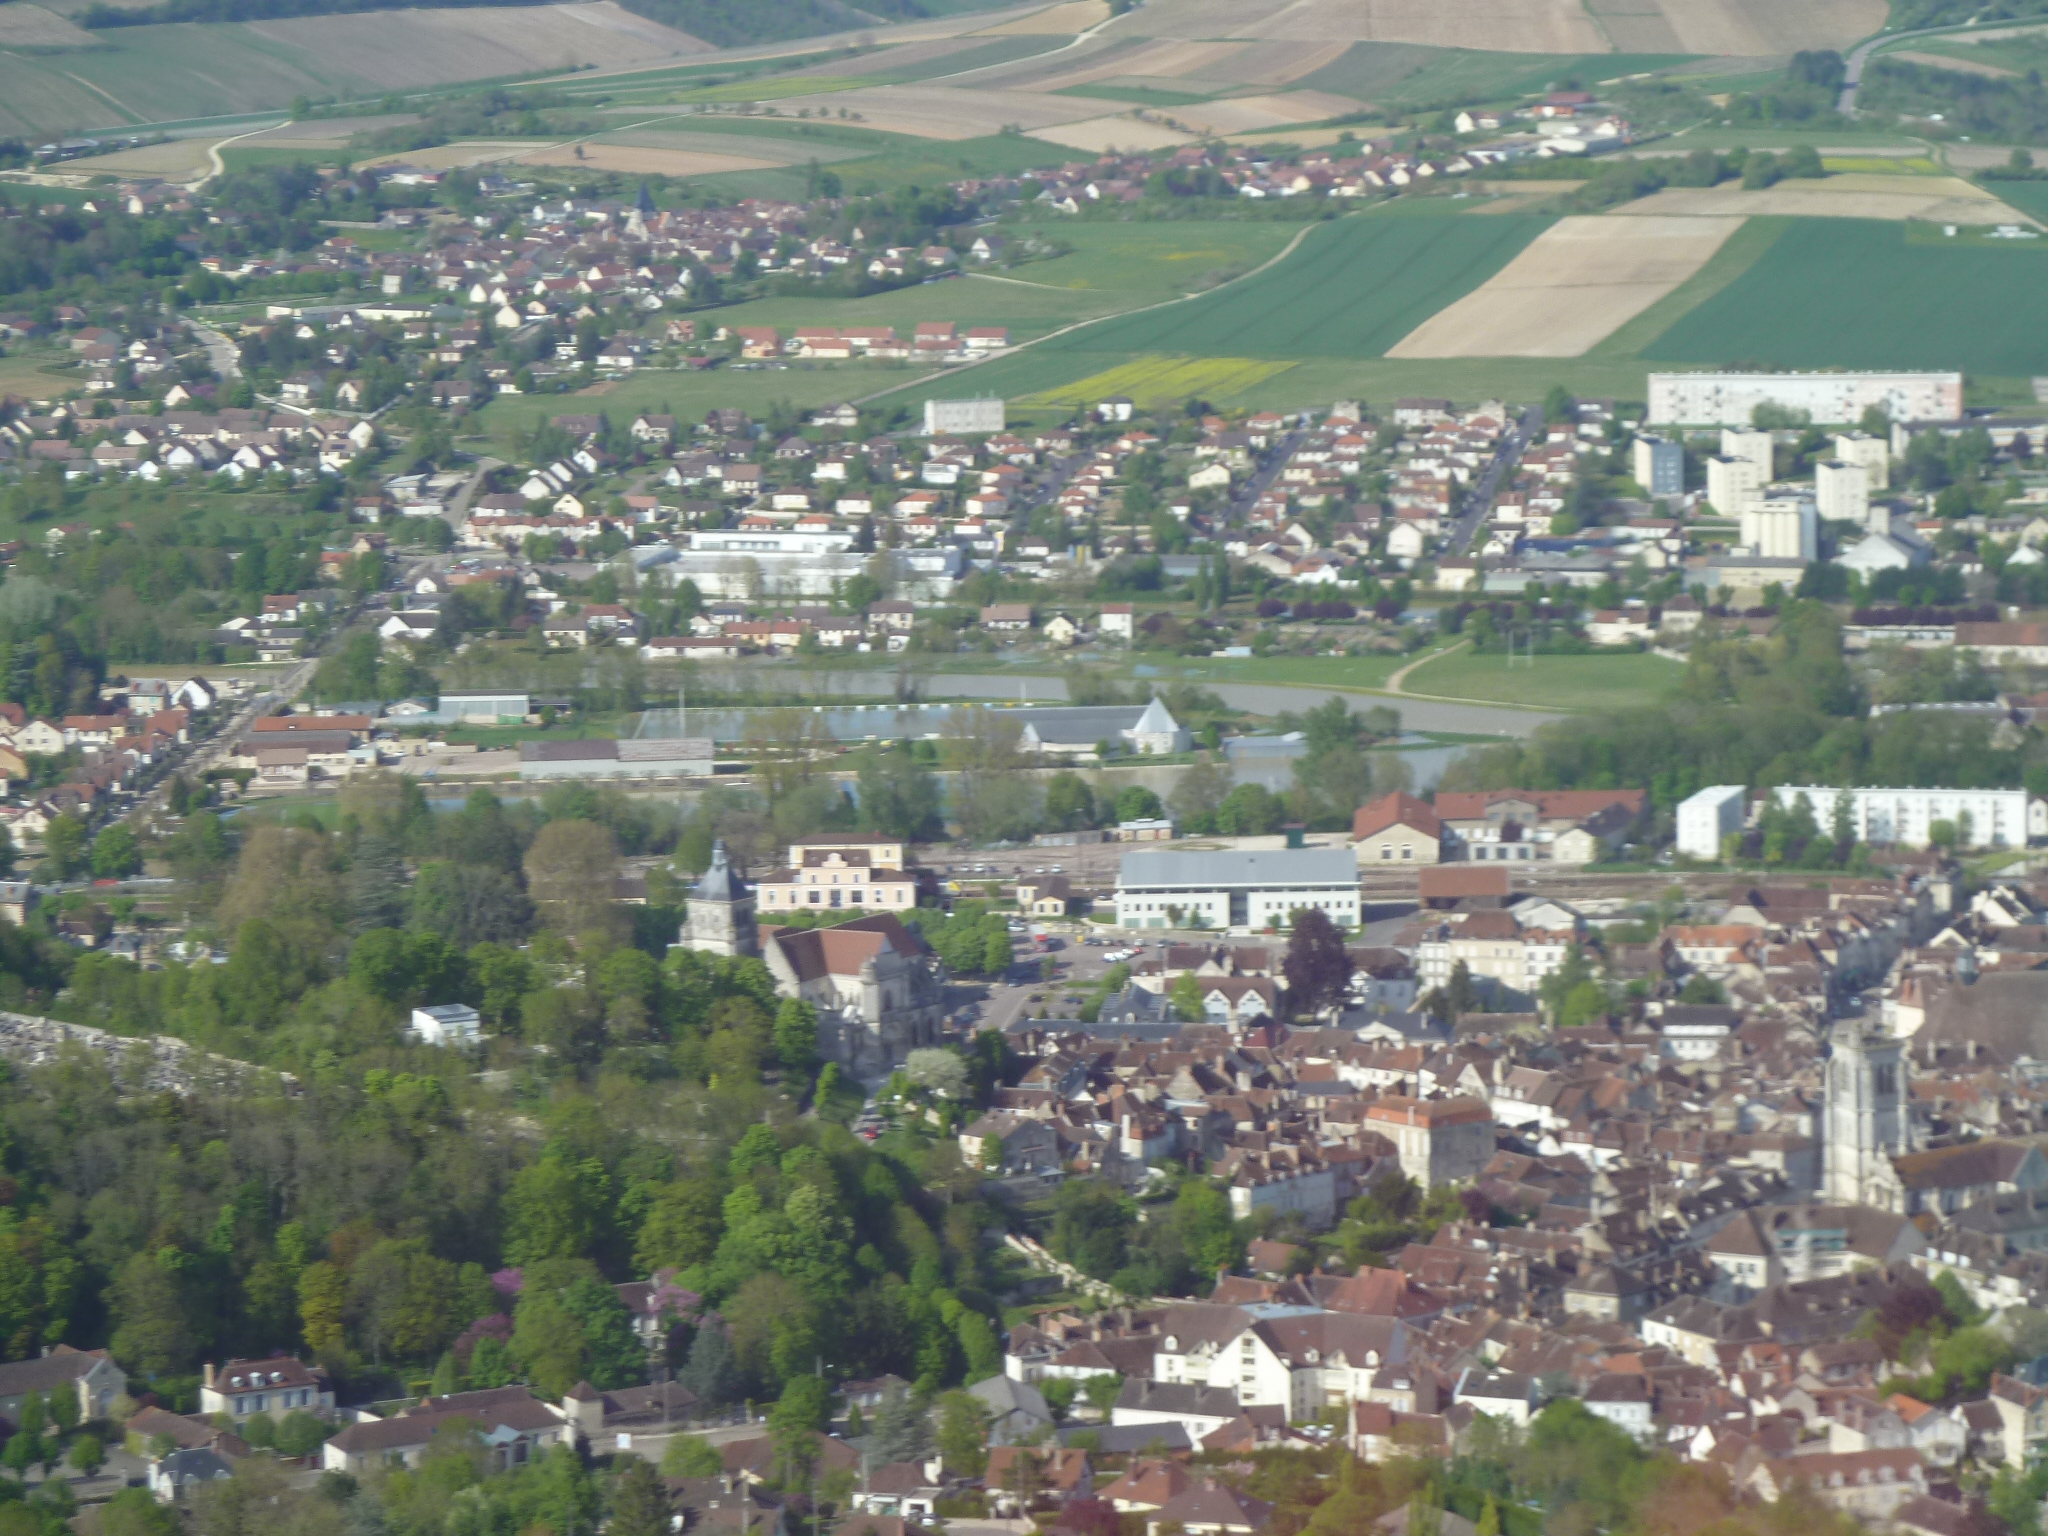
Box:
851 214 1327 405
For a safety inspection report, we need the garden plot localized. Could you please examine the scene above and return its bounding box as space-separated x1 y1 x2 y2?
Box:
1387 213 1742 357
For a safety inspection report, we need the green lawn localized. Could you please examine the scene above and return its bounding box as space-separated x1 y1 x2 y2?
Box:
1396 649 1682 712
1642 216 2048 376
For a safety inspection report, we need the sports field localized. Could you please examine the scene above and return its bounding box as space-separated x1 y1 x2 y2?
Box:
1642 217 2048 377
1396 648 1683 712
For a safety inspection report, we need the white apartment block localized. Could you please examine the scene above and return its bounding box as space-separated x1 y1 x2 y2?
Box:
1706 454 1763 514
1649 372 1963 428
1676 785 1746 860
1834 430 1890 491
1816 460 1870 527
1721 428 1774 479
1770 785 2045 849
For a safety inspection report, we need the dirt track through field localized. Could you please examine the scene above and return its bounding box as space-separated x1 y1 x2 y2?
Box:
1387 213 1742 357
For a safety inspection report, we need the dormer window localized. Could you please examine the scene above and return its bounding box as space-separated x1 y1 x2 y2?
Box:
1304 1349 1320 1364
1164 1336 1178 1352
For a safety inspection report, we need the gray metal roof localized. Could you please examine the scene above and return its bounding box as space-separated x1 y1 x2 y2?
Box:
1117 848 1358 890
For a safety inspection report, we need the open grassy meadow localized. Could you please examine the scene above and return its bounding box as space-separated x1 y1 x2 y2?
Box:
1396 648 1683 712
1642 216 2048 376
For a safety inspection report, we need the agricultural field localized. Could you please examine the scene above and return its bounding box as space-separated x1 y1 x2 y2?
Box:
0 1 704 136
1387 213 1742 358
1615 172 2033 225
1301 45 1695 108
786 81 1098 138
1029 208 1554 361
693 219 1297 345
1975 180 2048 223
1013 355 1297 409
1029 116 1196 151
1641 216 2048 377
1396 648 1683 712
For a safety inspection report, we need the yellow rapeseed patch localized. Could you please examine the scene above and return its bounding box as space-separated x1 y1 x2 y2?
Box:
1016 355 1293 408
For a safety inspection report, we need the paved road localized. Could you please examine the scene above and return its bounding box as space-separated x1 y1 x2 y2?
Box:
1839 24 1958 113
1448 404 1540 556
190 319 241 381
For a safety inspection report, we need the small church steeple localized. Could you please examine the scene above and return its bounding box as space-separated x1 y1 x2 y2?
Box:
680 840 757 957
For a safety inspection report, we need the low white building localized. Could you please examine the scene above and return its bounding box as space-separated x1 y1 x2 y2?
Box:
409 1003 481 1046
1114 848 1360 932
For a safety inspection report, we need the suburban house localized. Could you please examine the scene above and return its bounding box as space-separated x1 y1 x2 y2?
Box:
1353 792 1444 865
199 1357 335 1424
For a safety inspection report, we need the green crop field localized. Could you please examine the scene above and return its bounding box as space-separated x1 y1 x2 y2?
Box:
1977 179 2048 221
1642 216 2048 376
698 279 1114 346
1032 207 1551 360
695 220 1297 350
1397 648 1683 712
1302 45 1696 108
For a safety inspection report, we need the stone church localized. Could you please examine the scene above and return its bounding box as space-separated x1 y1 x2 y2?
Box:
678 842 947 1080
